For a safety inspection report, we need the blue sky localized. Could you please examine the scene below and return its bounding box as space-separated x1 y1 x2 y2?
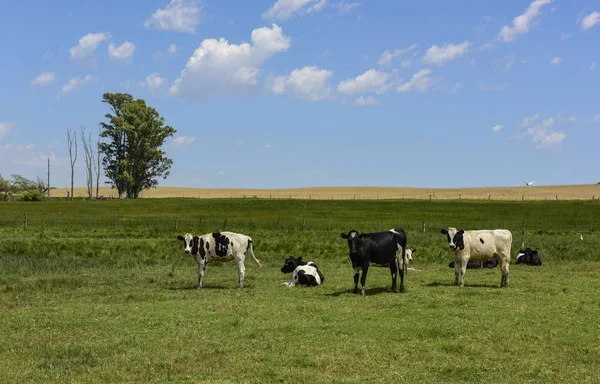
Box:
0 0 599 189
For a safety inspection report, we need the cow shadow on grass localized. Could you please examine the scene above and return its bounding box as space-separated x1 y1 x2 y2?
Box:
425 281 499 288
167 284 236 291
326 287 397 297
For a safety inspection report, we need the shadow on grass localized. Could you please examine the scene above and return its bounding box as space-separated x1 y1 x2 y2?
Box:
167 284 239 291
326 286 399 297
425 281 499 288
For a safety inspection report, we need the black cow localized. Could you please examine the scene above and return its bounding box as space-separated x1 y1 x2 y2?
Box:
448 257 499 269
516 248 542 266
340 228 407 295
280 256 325 287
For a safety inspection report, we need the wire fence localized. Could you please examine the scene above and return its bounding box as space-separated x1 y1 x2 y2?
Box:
0 213 597 237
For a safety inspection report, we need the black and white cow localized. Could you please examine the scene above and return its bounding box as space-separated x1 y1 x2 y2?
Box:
340 228 407 295
177 231 262 288
441 227 512 287
516 248 542 266
280 256 325 287
448 257 499 269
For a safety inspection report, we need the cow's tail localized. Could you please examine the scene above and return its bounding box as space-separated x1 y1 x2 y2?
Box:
247 239 262 267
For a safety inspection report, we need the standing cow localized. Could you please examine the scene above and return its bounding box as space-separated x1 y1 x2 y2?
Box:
441 227 512 287
340 228 407 295
177 231 261 288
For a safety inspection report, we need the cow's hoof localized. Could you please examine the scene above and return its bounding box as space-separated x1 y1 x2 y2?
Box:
353 289 359 294
400 288 405 293
391 289 398 293
361 288 366 296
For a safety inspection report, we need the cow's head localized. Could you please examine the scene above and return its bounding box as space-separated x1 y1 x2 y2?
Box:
405 248 416 263
281 256 303 273
340 230 362 254
441 228 465 251
177 233 194 254
516 248 538 264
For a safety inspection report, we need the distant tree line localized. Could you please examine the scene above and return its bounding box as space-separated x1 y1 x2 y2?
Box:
2 92 175 202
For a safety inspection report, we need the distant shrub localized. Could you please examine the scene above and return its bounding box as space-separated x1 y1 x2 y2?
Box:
18 190 47 202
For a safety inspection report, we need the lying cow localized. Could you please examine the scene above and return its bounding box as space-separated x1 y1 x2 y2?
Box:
441 227 512 287
448 256 498 269
177 231 262 288
340 228 407 295
516 248 542 266
280 256 325 287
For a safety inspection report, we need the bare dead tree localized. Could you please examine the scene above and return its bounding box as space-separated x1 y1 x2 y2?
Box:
67 128 78 201
47 157 51 200
95 124 102 199
80 126 94 199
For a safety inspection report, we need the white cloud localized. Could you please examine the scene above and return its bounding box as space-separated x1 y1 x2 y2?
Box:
145 73 167 95
168 44 178 54
0 121 15 140
144 0 202 33
478 81 510 91
423 42 470 65
551 56 562 65
526 117 566 149
70 32 111 60
378 44 418 66
354 95 377 106
31 72 56 87
337 69 390 94
519 113 541 127
108 41 135 62
499 0 552 42
479 43 495 51
61 75 92 95
268 66 333 101
593 114 600 123
492 124 504 133
560 33 570 40
173 136 196 145
397 69 435 93
169 24 290 99
591 62 597 71
262 0 359 21
581 11 600 31
263 0 322 21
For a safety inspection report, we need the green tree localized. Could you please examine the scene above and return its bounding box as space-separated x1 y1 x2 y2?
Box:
99 93 176 199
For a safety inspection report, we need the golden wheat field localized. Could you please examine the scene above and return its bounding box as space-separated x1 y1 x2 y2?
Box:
64 184 600 201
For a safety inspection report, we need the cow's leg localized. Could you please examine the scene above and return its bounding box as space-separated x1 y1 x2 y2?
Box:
360 263 369 296
197 259 206 289
390 261 398 293
500 257 510 287
237 256 246 288
458 259 467 287
353 269 360 294
453 259 460 286
399 259 405 293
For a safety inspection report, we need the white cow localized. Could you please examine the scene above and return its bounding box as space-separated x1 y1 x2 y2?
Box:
441 227 512 287
177 231 262 288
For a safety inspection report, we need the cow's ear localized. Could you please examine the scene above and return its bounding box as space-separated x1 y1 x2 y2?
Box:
412 249 417 253
457 230 464 235
297 256 302 261
193 236 199 242
340 233 348 239
177 235 184 241
440 229 448 234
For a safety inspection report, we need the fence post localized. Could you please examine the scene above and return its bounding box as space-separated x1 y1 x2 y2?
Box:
24 213 27 230
328 219 331 231
422 221 426 233
175 216 179 231
224 217 228 229
522 223 525 236
302 219 306 230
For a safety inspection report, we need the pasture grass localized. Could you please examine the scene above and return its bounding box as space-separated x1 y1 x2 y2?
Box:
1 198 600 383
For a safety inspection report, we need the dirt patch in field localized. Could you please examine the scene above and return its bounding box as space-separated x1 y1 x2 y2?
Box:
65 184 600 201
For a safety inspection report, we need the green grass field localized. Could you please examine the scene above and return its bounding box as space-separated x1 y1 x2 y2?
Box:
1 199 599 383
